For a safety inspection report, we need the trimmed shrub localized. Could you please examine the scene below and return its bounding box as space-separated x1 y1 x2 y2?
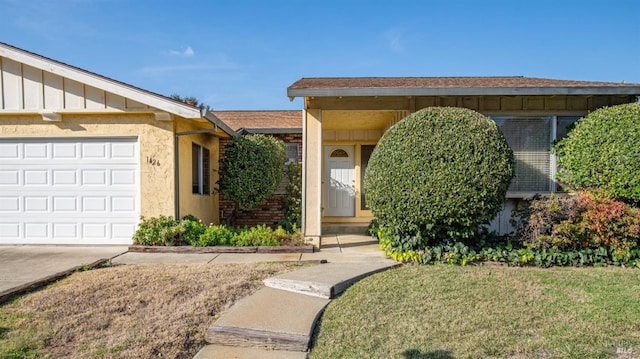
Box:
219 134 286 212
364 107 514 248
555 102 640 204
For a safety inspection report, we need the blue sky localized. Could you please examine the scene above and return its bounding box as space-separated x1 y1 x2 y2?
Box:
1 0 638 110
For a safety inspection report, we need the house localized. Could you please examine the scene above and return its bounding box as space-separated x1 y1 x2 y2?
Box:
0 42 235 245
212 110 302 227
287 77 640 245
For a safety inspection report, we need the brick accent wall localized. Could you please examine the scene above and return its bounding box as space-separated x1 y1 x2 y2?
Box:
219 133 302 227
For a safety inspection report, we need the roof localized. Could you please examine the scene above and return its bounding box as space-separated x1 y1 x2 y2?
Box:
212 110 302 134
0 42 201 120
287 76 640 98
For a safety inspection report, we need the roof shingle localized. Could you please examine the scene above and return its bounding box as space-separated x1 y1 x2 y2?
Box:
212 110 302 132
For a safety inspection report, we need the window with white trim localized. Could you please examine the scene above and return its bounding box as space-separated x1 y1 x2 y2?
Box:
192 142 210 195
491 116 580 194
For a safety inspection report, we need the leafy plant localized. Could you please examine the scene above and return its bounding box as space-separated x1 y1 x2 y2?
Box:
512 192 640 255
279 162 302 231
219 134 286 225
364 107 514 250
555 102 640 205
132 216 185 246
233 225 279 246
179 215 207 246
196 224 235 246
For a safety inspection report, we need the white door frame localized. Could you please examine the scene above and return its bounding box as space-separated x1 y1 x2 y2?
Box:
323 145 355 217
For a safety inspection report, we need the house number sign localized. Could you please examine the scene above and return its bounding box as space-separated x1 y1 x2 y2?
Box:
146 156 160 166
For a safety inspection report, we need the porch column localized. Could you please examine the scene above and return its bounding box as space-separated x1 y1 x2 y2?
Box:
302 109 322 246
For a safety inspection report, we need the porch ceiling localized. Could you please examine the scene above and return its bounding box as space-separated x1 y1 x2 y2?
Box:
322 110 396 130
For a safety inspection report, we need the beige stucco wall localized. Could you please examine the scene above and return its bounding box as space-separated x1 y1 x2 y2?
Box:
303 109 322 241
0 113 176 219
174 119 220 225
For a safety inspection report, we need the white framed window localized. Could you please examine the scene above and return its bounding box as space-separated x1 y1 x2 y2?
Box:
192 143 210 195
491 116 580 194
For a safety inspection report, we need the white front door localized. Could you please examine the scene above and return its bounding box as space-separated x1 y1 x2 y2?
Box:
324 145 355 217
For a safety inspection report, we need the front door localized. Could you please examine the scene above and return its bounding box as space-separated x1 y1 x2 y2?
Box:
324 145 355 216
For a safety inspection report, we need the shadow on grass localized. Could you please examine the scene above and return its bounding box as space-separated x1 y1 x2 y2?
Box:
403 349 454 359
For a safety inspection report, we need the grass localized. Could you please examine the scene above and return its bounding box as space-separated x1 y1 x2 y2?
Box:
309 264 640 359
0 262 305 359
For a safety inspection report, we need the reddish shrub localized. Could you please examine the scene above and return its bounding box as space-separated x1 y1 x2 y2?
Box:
513 191 640 254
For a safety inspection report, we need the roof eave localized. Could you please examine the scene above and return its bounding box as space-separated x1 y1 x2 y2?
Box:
204 112 239 137
0 43 201 119
287 86 640 98
239 128 303 135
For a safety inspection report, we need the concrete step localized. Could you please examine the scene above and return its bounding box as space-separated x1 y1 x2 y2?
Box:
194 344 307 359
263 261 400 299
321 223 369 235
206 287 330 352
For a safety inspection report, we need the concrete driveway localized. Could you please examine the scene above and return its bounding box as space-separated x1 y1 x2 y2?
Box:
0 245 128 301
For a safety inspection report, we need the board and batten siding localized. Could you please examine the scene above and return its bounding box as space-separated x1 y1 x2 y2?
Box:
0 57 149 112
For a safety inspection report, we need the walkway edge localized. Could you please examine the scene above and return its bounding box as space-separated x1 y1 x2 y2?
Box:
0 258 109 304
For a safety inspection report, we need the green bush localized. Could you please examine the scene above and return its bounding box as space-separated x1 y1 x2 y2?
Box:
132 215 184 246
132 216 304 247
219 134 286 212
179 215 207 246
555 102 640 204
279 162 302 231
233 225 279 246
196 224 235 246
364 107 514 249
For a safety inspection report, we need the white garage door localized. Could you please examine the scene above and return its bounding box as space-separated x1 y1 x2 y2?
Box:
0 138 140 244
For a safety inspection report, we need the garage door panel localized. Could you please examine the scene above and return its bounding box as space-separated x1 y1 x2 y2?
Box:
52 143 78 159
112 142 136 158
53 170 78 185
0 196 20 211
0 138 139 244
53 223 79 239
24 196 49 212
25 222 49 238
111 170 136 185
24 143 48 159
83 223 107 239
112 196 136 212
0 143 19 158
82 170 107 185
0 223 20 239
0 170 19 185
82 142 108 158
24 170 48 185
53 197 78 212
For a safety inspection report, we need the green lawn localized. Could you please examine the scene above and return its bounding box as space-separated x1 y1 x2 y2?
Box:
309 265 640 359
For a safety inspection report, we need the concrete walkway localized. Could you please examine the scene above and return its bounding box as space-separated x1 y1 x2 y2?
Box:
0 245 128 302
194 235 399 358
0 234 399 358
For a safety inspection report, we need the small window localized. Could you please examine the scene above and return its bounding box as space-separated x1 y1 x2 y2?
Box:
285 143 299 164
330 149 349 158
192 143 210 195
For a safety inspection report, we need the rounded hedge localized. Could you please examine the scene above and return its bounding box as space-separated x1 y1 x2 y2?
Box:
363 107 514 243
555 102 640 204
219 134 285 210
